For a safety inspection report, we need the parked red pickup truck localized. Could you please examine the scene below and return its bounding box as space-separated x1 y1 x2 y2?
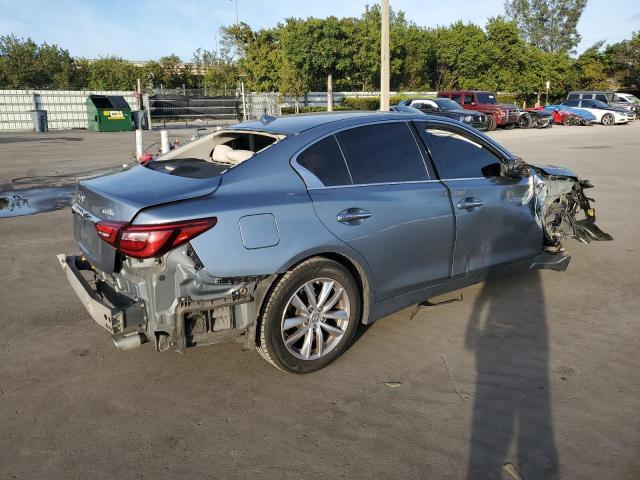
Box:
437 90 519 131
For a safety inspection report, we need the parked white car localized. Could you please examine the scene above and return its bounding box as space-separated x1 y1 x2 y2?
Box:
615 93 640 118
560 99 633 125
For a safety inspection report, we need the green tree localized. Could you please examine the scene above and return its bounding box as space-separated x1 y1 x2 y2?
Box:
504 0 587 53
0 35 78 88
86 56 138 90
280 16 354 103
432 22 490 90
602 32 640 88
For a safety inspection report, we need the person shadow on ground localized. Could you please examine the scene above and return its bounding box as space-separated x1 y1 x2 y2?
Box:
465 269 559 480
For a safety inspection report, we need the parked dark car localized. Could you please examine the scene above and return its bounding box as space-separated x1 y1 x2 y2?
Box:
57 112 611 373
517 108 553 129
398 98 489 130
437 90 520 130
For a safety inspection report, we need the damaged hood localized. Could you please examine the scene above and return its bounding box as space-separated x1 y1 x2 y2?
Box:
531 164 577 178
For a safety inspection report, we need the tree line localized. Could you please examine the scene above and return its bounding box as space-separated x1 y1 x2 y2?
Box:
1 1 638 103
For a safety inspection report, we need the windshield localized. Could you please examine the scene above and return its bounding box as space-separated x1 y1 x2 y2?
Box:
391 105 423 114
434 98 462 110
621 94 640 105
476 92 497 104
590 100 610 109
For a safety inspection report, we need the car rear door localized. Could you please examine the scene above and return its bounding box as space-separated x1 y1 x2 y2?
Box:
415 122 542 278
295 121 454 302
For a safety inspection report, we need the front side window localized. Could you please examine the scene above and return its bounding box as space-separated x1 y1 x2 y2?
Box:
422 128 502 179
476 92 497 104
337 123 428 184
297 136 352 187
595 94 608 103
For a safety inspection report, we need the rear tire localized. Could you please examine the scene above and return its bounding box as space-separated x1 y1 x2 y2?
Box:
486 115 497 131
601 113 615 126
518 114 533 129
257 257 361 373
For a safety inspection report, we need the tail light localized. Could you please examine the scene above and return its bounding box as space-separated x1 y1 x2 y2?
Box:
95 217 217 259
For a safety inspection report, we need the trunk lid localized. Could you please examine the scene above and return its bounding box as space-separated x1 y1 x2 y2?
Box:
73 165 221 272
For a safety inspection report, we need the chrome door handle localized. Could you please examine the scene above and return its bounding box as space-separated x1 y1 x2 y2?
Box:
457 198 485 210
337 208 372 225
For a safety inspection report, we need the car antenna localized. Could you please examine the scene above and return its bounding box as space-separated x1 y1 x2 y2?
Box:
260 114 277 125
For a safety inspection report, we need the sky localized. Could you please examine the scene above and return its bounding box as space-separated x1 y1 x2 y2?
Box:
1 0 639 61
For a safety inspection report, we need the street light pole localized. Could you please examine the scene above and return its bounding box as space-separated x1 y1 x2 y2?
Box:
380 0 390 112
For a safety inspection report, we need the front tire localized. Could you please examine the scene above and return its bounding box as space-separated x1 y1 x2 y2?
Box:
257 257 361 373
602 113 615 126
486 115 497 131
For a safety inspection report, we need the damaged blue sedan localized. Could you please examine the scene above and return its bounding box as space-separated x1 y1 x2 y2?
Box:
58 112 611 373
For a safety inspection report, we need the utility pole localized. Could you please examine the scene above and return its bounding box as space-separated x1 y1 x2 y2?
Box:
380 0 390 112
232 0 239 25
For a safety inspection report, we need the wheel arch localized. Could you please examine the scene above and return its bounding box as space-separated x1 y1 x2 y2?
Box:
253 250 373 347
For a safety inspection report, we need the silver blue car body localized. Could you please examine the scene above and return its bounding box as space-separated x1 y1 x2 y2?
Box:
57 112 611 365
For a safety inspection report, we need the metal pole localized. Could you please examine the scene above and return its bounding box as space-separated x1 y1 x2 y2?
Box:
235 0 239 25
327 72 334 112
380 0 390 112
160 130 170 154
135 128 143 159
137 78 142 110
241 81 247 121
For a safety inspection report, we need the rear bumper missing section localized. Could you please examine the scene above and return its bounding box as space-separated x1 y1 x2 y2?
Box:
56 254 148 347
57 251 260 353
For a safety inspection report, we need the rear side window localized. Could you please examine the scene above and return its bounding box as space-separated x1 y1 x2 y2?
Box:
337 123 428 184
567 93 579 100
297 136 352 187
463 94 474 105
451 94 462 104
422 128 501 179
563 100 579 107
582 100 594 108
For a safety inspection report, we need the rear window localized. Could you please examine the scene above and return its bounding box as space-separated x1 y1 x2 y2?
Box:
337 123 428 184
297 136 352 187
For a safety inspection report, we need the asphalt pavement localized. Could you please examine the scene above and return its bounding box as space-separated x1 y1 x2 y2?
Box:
0 122 638 479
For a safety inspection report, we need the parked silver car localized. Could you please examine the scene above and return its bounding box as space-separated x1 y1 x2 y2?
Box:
58 112 611 373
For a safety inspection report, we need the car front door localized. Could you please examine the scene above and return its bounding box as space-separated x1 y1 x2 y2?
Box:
294 122 455 302
416 122 542 278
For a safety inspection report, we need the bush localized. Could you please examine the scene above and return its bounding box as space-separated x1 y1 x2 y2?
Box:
281 105 351 114
341 94 437 110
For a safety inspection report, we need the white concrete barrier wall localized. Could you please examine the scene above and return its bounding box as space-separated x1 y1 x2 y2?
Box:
0 89 137 131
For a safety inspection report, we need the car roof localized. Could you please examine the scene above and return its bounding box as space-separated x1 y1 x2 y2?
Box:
569 91 613 95
227 111 445 134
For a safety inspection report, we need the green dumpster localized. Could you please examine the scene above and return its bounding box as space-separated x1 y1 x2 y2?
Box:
86 95 133 132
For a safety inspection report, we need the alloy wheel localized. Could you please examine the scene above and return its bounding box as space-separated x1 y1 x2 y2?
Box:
281 278 351 361
602 113 614 126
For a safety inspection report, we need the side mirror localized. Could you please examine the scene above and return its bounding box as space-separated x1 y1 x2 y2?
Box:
501 157 530 178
